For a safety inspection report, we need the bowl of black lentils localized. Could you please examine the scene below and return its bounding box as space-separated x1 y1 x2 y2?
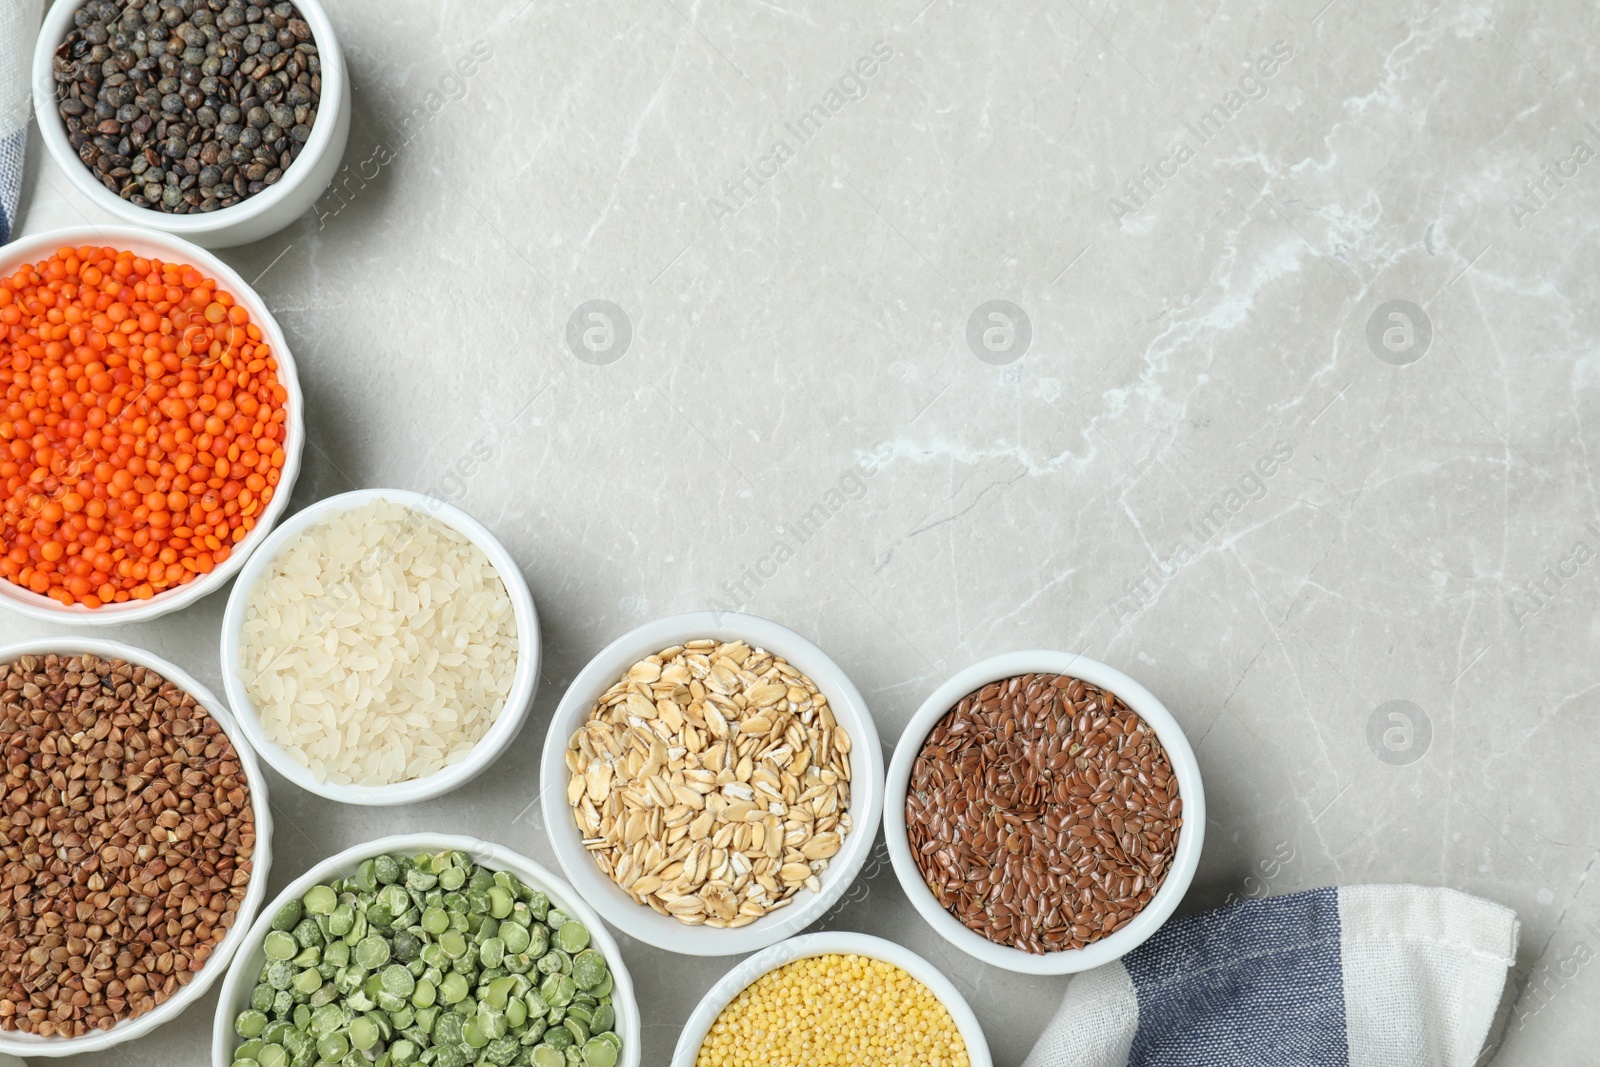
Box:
32 0 351 249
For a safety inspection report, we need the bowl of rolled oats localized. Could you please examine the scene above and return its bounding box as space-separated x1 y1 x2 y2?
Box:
539 611 884 957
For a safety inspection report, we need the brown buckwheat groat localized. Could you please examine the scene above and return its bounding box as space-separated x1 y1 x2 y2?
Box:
0 653 255 1037
906 672 1181 954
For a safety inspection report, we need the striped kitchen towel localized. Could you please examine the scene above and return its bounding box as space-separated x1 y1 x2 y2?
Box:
1025 886 1519 1067
0 0 34 244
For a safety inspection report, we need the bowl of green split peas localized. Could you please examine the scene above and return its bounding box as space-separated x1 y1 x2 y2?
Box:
211 834 640 1067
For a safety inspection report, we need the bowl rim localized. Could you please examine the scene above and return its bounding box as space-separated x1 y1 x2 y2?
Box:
0 637 273 1058
0 225 305 625
668 930 992 1067
31 0 347 235
209 832 642 1067
539 610 885 957
883 650 1206 975
219 487 541 806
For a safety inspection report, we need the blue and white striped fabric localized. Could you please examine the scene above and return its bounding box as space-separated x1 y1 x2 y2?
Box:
0 0 33 245
1025 886 1519 1067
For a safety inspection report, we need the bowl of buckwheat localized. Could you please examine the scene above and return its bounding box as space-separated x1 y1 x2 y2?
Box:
539 611 884 957
884 650 1205 975
0 638 271 1057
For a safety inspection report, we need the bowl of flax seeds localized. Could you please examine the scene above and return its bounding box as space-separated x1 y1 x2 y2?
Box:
884 651 1204 975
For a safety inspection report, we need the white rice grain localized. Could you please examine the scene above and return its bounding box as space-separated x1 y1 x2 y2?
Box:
240 498 518 787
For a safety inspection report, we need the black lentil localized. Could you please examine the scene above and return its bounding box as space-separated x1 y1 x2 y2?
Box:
52 0 322 213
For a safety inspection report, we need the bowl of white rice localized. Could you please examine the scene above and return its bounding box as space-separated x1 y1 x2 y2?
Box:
219 488 539 805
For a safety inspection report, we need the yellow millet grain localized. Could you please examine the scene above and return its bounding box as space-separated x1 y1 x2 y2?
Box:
695 953 971 1067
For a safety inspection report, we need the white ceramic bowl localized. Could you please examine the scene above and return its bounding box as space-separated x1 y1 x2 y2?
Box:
670 931 991 1067
0 637 273 1059
33 0 352 248
885 651 1205 975
0 226 304 625
220 488 540 806
540 611 885 957
211 833 641 1067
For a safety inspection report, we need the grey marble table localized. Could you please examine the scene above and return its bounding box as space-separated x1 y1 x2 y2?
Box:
10 0 1597 1064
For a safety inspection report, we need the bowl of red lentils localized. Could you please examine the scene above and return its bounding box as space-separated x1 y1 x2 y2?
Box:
0 226 303 625
884 651 1205 975
671 931 989 1067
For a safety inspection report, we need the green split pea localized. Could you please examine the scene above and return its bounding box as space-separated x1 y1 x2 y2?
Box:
231 850 623 1067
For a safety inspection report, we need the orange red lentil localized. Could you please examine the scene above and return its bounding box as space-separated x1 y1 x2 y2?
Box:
0 245 288 608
